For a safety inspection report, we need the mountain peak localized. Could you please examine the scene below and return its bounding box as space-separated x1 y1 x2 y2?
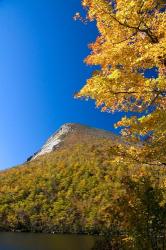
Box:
28 123 117 161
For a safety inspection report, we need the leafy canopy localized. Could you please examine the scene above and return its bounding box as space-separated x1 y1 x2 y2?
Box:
76 0 166 147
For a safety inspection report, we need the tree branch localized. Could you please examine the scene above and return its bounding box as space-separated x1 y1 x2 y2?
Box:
105 90 166 95
95 2 159 44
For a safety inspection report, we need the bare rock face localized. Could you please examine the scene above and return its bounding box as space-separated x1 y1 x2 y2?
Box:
30 123 72 161
29 123 119 161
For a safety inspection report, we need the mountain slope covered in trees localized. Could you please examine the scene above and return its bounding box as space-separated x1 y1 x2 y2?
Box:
0 124 166 249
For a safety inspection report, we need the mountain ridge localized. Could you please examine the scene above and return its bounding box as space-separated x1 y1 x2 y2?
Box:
28 123 120 161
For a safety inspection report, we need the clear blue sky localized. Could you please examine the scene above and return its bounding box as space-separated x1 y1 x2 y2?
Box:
0 0 124 170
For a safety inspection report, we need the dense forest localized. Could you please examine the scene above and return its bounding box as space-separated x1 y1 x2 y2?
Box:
0 138 166 249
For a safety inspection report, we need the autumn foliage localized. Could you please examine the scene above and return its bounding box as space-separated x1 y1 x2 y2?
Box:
0 140 166 249
76 0 166 154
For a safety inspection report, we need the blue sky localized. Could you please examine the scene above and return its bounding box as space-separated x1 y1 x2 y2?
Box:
0 0 124 170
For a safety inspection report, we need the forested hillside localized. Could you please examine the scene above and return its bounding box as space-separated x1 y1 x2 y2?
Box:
0 137 166 249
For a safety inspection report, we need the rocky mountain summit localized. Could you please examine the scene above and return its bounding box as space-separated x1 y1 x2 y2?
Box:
28 123 119 161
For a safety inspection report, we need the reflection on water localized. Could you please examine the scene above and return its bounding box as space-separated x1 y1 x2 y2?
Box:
0 232 96 250
0 233 124 250
92 235 166 250
0 232 164 250
92 236 128 250
92 237 113 250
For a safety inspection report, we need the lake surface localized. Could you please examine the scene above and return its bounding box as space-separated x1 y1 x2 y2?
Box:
0 232 98 250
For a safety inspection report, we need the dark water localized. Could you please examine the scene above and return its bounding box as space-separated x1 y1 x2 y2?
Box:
0 232 98 250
